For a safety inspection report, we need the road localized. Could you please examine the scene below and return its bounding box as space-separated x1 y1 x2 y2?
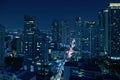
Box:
53 60 65 80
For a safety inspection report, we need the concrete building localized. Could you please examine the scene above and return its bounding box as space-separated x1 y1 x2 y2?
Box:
23 15 49 72
51 20 61 49
64 62 78 80
60 20 70 45
98 3 120 56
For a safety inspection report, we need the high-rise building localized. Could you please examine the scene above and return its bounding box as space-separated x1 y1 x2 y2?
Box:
99 3 120 56
23 15 36 59
11 36 22 56
98 9 108 56
0 24 5 67
51 20 61 49
74 17 83 51
5 29 23 56
60 20 70 45
64 62 78 80
82 21 97 59
74 17 97 59
23 15 48 72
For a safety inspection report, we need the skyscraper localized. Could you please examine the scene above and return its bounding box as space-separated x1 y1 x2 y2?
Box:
99 3 120 56
108 3 120 55
11 36 22 56
74 17 97 59
0 24 5 67
23 15 48 72
60 20 70 45
51 20 61 49
81 21 97 59
74 17 82 51
98 10 106 56
23 15 36 59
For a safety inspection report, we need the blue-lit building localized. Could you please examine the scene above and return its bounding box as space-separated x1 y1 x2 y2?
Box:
74 17 82 51
23 15 49 72
4 30 23 57
0 69 36 80
0 24 5 68
64 61 102 80
51 20 61 49
11 36 22 56
64 62 78 80
7 29 23 56
60 20 70 45
108 3 120 56
99 3 120 57
98 9 109 57
81 21 97 59
74 17 98 59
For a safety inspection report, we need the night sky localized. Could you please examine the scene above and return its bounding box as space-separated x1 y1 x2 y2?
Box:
0 0 119 30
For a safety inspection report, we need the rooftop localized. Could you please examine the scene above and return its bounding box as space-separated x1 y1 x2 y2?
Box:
69 76 96 80
109 3 120 7
64 61 78 67
17 71 35 80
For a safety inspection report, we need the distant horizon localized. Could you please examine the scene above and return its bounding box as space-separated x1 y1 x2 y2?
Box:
0 0 120 30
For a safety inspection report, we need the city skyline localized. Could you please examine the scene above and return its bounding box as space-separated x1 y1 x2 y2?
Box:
0 0 120 30
0 2 120 80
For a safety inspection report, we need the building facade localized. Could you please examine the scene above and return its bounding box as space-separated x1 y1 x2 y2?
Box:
23 15 49 72
51 20 61 49
60 20 70 45
74 17 98 59
99 3 120 56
